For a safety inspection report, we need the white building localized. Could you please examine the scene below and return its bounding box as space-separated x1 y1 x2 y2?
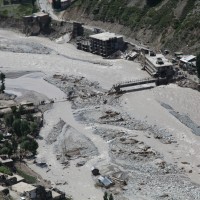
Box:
144 53 174 78
11 182 37 199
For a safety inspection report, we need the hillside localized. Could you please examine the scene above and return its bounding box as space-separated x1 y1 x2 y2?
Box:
63 0 200 53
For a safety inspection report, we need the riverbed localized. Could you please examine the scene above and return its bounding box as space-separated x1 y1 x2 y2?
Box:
1 29 200 200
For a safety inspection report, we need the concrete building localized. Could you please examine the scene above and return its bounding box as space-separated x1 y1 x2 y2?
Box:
72 22 84 38
89 32 124 57
12 182 37 199
23 12 51 35
144 53 174 78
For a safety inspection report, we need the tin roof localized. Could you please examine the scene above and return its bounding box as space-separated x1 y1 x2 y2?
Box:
180 55 196 63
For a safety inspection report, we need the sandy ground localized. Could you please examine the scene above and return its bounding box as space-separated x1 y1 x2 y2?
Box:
1 29 200 199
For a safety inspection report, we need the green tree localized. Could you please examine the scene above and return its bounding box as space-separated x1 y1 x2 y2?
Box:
104 192 108 200
20 120 30 136
18 105 24 115
26 113 34 121
4 113 14 127
0 72 5 93
196 53 200 79
11 138 18 153
30 122 37 135
0 83 5 93
109 194 114 200
0 133 3 141
20 138 38 155
12 119 22 137
0 72 5 82
0 146 10 155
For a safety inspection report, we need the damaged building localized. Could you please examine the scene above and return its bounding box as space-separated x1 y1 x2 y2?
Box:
143 52 174 78
90 32 124 57
77 32 125 57
23 12 51 36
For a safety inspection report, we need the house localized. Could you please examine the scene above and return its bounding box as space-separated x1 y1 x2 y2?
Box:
0 185 9 196
89 32 124 57
143 53 174 78
0 155 13 168
52 190 65 200
11 182 37 199
98 176 114 188
174 52 183 60
0 173 6 186
0 107 12 117
179 55 196 69
9 174 24 184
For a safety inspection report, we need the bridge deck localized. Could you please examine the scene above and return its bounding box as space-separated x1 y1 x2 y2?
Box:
113 78 157 90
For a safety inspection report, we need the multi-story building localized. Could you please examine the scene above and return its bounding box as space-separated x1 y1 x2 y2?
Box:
89 32 124 57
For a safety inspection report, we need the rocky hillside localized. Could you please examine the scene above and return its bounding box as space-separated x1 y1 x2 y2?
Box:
63 0 200 53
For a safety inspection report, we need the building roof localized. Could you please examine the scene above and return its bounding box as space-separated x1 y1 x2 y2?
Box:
33 12 49 17
52 190 62 198
9 174 24 183
11 182 36 194
90 32 123 41
98 176 113 187
180 55 196 63
60 0 70 2
145 54 173 68
0 157 13 164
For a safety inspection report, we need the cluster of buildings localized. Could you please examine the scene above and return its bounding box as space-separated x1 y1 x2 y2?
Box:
0 101 42 124
0 170 65 200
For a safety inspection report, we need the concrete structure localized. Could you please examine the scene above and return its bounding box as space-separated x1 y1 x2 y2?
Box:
12 182 37 199
180 55 196 68
144 53 174 78
23 12 51 35
72 22 84 38
89 32 124 57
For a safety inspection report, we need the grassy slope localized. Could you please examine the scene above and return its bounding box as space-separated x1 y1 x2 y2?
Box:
66 0 200 53
0 0 34 18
